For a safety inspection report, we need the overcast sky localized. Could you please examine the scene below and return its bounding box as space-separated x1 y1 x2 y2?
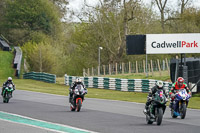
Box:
66 0 200 22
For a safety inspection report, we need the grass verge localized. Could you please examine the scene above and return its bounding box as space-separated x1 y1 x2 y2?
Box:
8 79 200 109
0 51 15 79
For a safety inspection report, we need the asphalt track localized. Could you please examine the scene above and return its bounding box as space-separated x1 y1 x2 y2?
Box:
0 90 200 133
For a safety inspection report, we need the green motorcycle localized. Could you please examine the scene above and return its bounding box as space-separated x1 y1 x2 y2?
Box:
2 84 14 103
144 90 168 125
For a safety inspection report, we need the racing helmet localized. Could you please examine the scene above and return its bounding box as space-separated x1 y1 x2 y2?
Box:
8 77 12 82
76 78 82 84
177 77 184 86
156 80 164 89
177 77 184 83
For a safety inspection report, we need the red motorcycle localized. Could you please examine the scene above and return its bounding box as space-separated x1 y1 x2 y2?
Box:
70 84 87 112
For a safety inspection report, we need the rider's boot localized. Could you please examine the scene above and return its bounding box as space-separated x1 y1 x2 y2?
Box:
69 96 72 103
169 102 172 108
1 89 4 96
143 105 149 114
150 113 155 118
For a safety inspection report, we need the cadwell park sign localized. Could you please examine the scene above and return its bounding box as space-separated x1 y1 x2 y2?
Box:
146 33 200 54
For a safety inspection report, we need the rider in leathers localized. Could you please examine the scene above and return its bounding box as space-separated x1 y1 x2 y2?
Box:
169 77 191 116
1 77 15 97
144 81 168 117
69 78 87 103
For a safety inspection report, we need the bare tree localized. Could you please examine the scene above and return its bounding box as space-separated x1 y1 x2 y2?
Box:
179 0 192 15
154 0 168 33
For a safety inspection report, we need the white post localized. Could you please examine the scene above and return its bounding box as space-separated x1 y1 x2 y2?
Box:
98 47 103 76
146 54 148 77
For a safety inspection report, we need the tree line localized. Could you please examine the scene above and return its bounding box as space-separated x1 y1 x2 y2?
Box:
0 0 200 76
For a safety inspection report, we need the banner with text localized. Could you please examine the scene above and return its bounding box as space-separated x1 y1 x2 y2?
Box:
146 34 200 54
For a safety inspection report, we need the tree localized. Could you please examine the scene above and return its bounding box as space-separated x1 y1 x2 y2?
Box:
50 0 69 19
64 0 161 75
22 41 66 75
2 0 62 45
179 0 192 15
154 0 168 33
0 0 6 34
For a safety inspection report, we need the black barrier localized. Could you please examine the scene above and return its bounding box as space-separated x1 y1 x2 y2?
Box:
170 58 200 92
126 35 146 55
170 59 178 83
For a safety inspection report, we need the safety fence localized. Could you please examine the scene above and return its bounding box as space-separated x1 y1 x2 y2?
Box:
64 74 172 92
83 58 170 77
23 72 56 83
13 47 22 77
0 36 11 51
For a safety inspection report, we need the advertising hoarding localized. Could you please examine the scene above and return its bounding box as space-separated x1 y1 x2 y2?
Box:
146 33 200 54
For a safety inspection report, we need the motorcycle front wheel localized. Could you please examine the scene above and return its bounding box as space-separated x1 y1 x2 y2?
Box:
180 103 186 119
3 93 9 103
76 99 82 112
156 108 163 125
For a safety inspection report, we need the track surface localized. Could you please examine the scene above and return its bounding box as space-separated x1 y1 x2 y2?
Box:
0 90 200 133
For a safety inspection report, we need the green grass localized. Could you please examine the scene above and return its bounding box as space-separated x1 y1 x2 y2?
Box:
0 51 15 79
6 79 199 109
13 79 68 96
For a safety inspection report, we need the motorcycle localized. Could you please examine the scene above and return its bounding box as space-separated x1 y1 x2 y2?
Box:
2 84 14 103
170 89 191 119
70 84 87 112
144 90 167 125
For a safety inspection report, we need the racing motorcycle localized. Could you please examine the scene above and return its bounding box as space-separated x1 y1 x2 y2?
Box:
144 89 167 125
2 84 14 103
170 89 191 119
70 84 87 112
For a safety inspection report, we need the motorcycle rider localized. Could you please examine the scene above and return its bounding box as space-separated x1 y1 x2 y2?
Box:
1 77 15 96
143 80 168 117
169 77 191 116
69 78 87 103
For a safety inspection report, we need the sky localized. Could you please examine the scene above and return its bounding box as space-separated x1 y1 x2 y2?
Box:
66 0 200 22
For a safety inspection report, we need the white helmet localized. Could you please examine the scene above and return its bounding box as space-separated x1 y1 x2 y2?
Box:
8 77 12 81
156 81 163 88
76 78 82 84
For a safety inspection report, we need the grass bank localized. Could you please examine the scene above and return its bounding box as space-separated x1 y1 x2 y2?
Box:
0 51 15 79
